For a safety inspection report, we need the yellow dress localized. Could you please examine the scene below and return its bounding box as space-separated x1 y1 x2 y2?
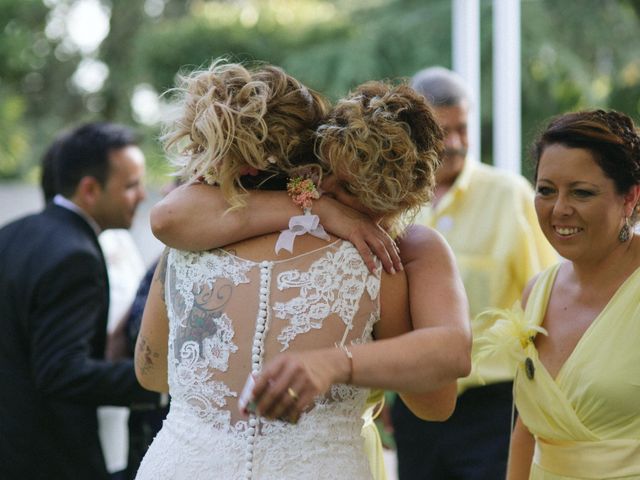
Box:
516 264 640 479
361 390 387 480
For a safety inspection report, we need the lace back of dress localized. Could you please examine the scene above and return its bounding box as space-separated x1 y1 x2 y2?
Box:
165 240 381 430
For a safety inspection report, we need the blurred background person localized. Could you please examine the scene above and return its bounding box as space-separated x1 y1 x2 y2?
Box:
0 122 156 480
41 127 147 480
390 66 557 480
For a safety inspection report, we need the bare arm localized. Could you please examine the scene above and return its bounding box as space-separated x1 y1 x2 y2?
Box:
374 224 471 420
134 250 169 393
151 183 401 273
507 417 534 479
151 183 297 250
252 225 472 422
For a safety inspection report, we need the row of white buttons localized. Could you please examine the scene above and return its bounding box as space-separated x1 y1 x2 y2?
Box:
244 261 272 479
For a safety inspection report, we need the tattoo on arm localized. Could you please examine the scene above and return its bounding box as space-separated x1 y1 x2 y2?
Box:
136 335 160 376
153 248 170 302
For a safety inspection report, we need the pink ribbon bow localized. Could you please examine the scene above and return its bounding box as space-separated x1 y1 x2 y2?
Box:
275 214 330 254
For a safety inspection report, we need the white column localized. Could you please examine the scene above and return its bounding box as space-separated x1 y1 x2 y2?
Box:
452 0 481 164
493 0 521 173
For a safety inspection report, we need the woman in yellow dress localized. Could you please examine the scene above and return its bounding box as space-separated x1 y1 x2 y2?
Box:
484 110 640 479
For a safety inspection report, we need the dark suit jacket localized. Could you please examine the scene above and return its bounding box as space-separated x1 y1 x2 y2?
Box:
0 204 158 480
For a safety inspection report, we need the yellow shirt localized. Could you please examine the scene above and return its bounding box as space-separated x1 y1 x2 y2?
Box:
416 159 557 393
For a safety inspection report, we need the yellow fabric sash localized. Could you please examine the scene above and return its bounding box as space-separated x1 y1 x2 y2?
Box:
534 437 640 478
361 390 387 480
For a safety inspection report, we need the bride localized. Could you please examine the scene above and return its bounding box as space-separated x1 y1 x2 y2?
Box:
134 61 469 479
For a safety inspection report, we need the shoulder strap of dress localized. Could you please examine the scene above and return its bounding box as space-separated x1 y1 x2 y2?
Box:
524 263 561 328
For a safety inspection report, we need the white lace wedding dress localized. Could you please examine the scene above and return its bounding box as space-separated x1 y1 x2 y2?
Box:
136 239 380 479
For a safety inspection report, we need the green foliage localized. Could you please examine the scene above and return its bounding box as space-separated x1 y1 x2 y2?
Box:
283 0 453 99
1 0 640 182
0 0 50 84
0 89 30 179
136 0 453 101
135 3 353 96
517 0 640 177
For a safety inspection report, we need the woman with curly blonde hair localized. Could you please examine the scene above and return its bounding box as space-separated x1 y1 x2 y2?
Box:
164 61 327 207
316 81 441 238
138 62 471 479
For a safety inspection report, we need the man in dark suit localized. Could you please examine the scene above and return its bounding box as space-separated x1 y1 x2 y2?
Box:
0 123 158 479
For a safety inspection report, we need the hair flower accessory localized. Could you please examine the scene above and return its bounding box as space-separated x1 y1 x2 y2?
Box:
275 170 329 254
474 302 547 380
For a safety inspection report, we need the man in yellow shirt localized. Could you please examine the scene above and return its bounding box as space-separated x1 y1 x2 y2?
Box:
391 67 556 480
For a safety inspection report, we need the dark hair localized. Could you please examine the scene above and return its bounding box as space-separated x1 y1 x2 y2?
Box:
532 109 640 194
55 122 139 197
40 134 67 203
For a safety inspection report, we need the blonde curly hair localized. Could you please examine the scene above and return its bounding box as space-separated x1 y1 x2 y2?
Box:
316 81 444 234
163 60 329 209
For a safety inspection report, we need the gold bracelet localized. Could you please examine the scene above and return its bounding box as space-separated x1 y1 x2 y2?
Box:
336 343 353 384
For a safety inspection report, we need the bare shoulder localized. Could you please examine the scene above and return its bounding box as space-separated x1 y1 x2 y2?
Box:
225 232 340 262
521 274 540 309
522 261 566 308
398 224 455 267
395 224 469 333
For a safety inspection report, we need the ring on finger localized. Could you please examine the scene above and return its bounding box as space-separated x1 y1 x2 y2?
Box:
287 387 299 401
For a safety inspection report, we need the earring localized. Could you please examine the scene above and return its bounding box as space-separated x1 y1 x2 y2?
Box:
618 217 631 243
